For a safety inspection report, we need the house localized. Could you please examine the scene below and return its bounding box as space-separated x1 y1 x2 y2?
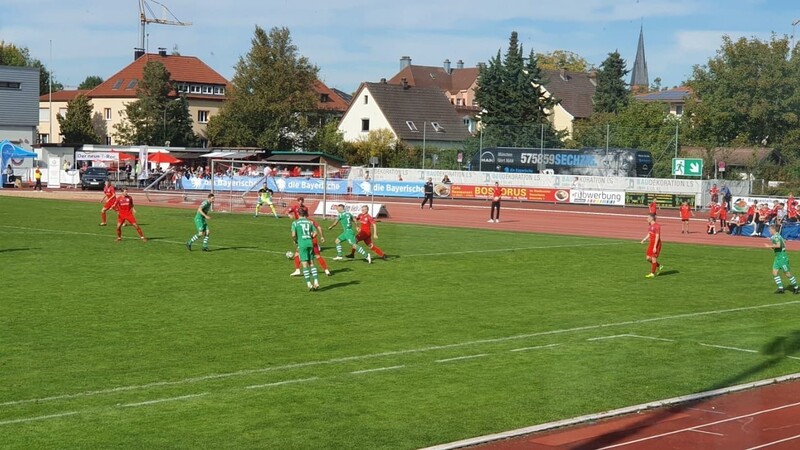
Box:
385 57 596 138
38 49 230 146
312 80 350 122
635 87 691 117
338 80 471 149
682 146 774 178
0 65 39 148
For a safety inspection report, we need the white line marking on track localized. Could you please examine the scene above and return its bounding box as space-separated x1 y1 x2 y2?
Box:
597 400 800 449
350 365 405 375
2 301 798 408
700 343 760 354
118 393 207 408
746 434 800 450
687 407 727 415
245 377 319 390
0 411 79 426
688 429 725 436
436 354 487 363
509 344 560 352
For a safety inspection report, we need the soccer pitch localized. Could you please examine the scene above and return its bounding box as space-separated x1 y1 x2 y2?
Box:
2 196 800 449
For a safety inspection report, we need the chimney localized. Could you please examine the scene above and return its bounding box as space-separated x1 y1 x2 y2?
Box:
158 47 167 57
401 77 409 89
134 48 145 60
400 56 412 70
456 59 464 70
443 59 451 74
380 78 387 84
559 67 567 81
588 69 598 87
477 62 486 70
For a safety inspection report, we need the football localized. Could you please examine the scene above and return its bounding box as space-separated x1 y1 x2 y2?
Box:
285 251 295 259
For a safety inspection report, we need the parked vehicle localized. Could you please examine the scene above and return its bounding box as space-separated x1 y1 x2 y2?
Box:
80 167 109 190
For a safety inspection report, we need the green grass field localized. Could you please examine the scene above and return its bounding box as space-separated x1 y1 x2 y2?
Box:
2 196 800 449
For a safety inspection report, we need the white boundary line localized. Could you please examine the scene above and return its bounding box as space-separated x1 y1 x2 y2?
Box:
421 372 800 450
746 433 800 449
245 377 319 390
700 343 760 354
588 334 674 342
0 411 79 426
509 344 560 352
118 393 207 408
350 365 405 375
2 301 798 408
436 354 487 363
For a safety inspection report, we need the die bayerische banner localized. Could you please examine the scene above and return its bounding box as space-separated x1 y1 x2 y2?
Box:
183 175 348 195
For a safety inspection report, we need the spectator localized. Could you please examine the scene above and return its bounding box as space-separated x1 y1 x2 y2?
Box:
63 160 71 171
746 200 757 226
709 202 721 227
4 164 13 185
441 174 452 184
721 184 732 211
728 213 748 235
706 217 717 235
753 203 770 237
709 183 719 203
787 196 798 223
719 202 728 229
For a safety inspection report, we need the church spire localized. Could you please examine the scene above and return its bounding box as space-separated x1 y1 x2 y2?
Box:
630 25 649 91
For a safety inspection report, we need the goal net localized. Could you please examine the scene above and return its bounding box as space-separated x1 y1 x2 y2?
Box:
203 158 346 217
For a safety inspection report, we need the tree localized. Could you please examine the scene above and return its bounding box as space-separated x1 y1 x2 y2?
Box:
91 112 108 144
0 41 62 94
113 60 197 146
472 31 562 152
57 94 100 144
78 75 104 90
206 26 319 149
536 50 589 72
593 51 630 114
349 129 396 165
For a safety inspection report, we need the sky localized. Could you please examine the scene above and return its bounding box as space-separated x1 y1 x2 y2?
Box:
2 0 798 94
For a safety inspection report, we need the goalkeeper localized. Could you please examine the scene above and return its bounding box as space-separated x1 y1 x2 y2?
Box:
255 183 279 218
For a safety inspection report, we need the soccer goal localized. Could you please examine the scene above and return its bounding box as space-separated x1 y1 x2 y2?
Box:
206 158 347 217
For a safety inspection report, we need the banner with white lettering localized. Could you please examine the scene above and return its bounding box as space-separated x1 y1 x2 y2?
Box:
569 189 625 206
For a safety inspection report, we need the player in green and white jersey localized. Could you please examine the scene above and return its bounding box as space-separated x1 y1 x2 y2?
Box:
327 204 371 263
254 183 279 218
291 208 320 290
187 193 215 252
766 224 799 294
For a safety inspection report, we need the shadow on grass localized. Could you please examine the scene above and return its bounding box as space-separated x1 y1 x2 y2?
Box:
657 269 679 277
210 246 259 252
0 247 40 253
565 331 800 450
316 280 361 291
327 267 353 276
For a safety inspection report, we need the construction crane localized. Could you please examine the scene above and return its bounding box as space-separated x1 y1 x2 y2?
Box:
138 0 192 52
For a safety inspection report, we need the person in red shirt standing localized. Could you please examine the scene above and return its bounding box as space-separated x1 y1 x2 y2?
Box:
100 180 117 226
648 199 657 216
346 205 387 260
641 214 663 278
114 188 146 242
787 194 798 223
679 200 694 234
488 182 502 223
708 202 721 231
709 183 719 204
719 201 729 230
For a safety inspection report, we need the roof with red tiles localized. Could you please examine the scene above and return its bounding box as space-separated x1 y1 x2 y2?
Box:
388 65 479 94
313 80 349 112
87 53 230 99
38 89 91 102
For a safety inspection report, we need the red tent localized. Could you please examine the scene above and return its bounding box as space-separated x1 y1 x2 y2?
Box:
114 151 136 161
147 153 182 164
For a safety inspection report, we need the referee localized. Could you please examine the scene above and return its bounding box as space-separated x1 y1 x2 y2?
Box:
421 177 434 209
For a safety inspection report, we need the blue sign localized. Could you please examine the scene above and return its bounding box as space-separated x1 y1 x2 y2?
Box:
182 175 348 195
351 180 425 197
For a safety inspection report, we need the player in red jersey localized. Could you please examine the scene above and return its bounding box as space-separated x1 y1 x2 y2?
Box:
114 188 146 242
648 199 657 216
678 200 694 234
719 201 728 230
100 180 118 226
641 214 662 278
286 197 308 220
346 205 387 260
290 215 331 277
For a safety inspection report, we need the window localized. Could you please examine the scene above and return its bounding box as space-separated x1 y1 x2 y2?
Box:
213 86 224 95
0 81 21 89
190 85 201 94
456 98 464 106
198 110 209 124
431 122 444 132
406 121 418 131
363 95 369 104
126 79 138 89
112 79 123 90
320 93 330 103
361 119 370 132
38 134 49 144
463 118 470 126
105 136 112 145
39 108 50 122
202 86 212 94
675 105 683 116
104 108 112 120
58 107 67 118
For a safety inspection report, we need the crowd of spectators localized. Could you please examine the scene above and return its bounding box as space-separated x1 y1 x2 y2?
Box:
706 194 798 237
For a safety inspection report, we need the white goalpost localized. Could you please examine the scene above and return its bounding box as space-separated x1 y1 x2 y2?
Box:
206 158 345 217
